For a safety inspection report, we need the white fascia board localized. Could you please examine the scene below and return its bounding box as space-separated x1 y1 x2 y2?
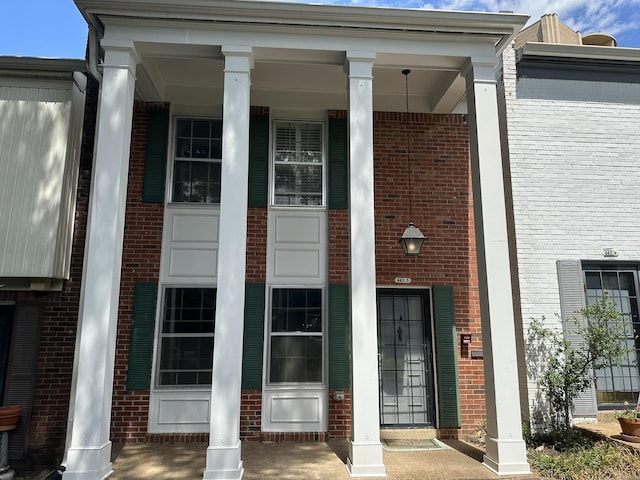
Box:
518 42 640 63
0 56 86 77
75 0 527 52
102 18 502 64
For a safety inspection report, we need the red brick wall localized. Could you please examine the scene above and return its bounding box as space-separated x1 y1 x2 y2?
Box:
372 111 483 438
328 389 351 439
246 208 267 283
328 210 349 284
110 101 168 442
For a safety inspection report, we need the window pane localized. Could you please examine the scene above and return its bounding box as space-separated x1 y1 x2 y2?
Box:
192 120 210 138
160 337 212 368
274 164 322 206
192 139 210 159
585 272 602 290
172 160 221 203
270 336 322 383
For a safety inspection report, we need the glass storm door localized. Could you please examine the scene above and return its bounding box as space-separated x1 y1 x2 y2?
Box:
377 290 436 427
584 267 640 405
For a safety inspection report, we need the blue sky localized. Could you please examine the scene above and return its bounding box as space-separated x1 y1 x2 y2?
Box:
1 0 639 58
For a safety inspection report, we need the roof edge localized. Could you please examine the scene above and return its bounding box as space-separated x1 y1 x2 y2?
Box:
0 56 87 74
75 0 528 39
518 42 640 63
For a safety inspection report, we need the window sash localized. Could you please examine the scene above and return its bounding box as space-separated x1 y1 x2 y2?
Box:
157 287 216 387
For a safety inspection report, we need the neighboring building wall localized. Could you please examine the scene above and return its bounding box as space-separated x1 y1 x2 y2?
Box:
0 75 98 461
501 46 640 422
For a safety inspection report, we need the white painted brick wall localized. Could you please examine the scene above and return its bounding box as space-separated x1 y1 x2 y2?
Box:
501 46 640 413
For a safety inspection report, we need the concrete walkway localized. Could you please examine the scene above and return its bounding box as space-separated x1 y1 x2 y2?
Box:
107 439 538 480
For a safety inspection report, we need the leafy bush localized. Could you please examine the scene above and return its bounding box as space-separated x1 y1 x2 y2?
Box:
527 296 628 429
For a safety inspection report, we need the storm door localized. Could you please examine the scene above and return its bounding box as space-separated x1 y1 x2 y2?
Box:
377 290 436 427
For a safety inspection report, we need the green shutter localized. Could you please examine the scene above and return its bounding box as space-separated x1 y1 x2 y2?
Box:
433 285 461 428
329 283 350 388
142 110 169 203
328 118 348 209
242 283 265 389
248 115 270 208
126 282 158 390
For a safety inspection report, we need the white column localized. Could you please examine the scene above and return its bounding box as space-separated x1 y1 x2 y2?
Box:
64 43 138 480
462 58 530 476
203 45 252 480
345 51 386 479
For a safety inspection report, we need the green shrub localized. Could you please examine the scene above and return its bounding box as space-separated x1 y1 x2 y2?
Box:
527 428 640 479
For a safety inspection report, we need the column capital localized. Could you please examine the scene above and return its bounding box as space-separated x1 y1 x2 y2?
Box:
344 51 376 77
221 45 254 71
461 56 498 85
100 39 141 71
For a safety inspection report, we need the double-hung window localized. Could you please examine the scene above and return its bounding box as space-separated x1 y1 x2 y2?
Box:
172 118 222 203
269 288 323 383
157 287 216 386
273 121 324 206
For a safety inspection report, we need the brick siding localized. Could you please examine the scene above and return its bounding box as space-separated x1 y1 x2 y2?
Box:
24 102 482 453
110 101 168 442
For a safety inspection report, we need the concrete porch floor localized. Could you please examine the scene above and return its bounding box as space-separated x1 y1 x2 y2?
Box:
106 438 538 480
11 413 635 479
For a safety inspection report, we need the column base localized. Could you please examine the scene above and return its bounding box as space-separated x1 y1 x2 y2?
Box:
346 440 386 478
483 435 530 476
0 468 15 480
63 442 113 479
202 442 244 480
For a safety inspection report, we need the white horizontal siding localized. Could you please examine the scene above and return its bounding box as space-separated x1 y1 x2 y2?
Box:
0 76 83 280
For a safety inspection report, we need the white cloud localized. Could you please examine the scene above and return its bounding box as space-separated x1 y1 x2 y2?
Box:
317 0 640 44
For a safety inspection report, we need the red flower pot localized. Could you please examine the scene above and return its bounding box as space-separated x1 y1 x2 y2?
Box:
0 406 22 432
618 417 640 438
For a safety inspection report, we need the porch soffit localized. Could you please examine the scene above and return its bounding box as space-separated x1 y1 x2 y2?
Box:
81 2 527 112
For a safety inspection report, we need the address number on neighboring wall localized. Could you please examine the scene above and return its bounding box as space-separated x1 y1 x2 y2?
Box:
394 277 412 284
602 248 619 258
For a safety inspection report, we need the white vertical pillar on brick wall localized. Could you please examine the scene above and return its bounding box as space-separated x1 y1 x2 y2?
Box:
345 51 386 479
202 45 252 480
462 57 530 476
64 43 138 480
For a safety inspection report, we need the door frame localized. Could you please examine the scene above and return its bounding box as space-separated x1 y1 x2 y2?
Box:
376 288 436 428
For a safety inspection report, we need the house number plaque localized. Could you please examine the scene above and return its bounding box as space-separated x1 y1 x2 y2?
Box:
394 277 411 284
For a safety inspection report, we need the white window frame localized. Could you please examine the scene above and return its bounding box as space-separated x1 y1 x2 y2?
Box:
271 120 326 207
266 286 325 386
169 116 223 204
155 285 216 388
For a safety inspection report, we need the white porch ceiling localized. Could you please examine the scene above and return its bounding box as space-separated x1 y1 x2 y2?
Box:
135 44 469 113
